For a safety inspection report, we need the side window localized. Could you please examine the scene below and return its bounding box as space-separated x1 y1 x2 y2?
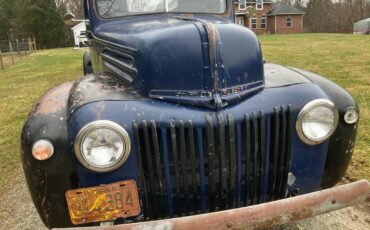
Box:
287 16 292 27
239 0 246 10
252 16 257 29
261 16 267 29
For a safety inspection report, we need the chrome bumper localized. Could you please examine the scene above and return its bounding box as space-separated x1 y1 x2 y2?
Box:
60 180 370 230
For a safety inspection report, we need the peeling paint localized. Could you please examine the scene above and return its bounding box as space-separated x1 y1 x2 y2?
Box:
30 82 74 117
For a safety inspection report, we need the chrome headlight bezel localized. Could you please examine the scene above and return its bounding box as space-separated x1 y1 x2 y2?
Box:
296 99 339 146
74 120 131 173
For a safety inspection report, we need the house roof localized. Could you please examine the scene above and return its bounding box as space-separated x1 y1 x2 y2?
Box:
269 2 305 16
235 0 274 3
234 0 274 4
355 18 370 23
246 0 274 3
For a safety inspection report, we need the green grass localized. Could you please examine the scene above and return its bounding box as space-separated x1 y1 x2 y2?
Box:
259 33 370 180
0 34 368 191
0 48 84 189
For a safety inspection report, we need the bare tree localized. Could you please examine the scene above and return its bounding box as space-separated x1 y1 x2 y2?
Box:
56 0 84 18
304 0 370 33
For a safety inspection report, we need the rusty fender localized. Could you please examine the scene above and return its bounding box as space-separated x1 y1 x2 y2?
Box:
59 180 370 230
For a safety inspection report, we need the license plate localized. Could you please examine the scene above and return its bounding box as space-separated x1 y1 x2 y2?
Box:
65 180 141 225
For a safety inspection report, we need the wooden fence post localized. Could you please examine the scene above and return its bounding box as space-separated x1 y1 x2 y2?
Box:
8 40 15 65
16 39 22 60
33 37 37 51
28 37 33 53
0 49 4 70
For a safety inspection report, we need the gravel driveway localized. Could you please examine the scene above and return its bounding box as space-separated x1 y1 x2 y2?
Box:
0 165 368 230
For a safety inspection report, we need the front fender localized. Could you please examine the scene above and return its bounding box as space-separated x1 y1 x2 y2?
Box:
290 68 359 188
21 82 78 228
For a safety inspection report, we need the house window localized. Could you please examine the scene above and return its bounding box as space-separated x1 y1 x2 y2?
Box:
287 17 292 27
236 16 244 26
261 16 267 29
256 0 263 10
239 0 246 10
252 16 257 29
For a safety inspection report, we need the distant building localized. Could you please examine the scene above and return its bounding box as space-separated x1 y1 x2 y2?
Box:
71 22 88 47
234 0 305 34
353 18 370 34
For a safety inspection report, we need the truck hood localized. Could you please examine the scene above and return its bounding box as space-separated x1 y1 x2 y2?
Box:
93 16 264 108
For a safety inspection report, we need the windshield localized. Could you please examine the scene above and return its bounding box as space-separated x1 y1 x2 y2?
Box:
96 0 227 18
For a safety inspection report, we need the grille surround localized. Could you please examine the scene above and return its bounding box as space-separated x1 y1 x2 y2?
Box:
133 105 292 220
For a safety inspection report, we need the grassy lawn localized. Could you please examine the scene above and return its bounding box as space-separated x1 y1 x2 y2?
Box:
0 48 84 189
0 34 368 191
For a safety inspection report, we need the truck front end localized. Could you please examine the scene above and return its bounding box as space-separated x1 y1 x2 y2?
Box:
21 0 369 228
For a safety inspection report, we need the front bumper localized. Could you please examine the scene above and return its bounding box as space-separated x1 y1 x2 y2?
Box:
60 180 370 230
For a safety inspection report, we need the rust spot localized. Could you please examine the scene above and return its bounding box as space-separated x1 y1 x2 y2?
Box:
31 82 74 116
289 208 313 222
68 73 141 114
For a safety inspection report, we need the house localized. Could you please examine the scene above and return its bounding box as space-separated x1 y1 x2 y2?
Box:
353 18 370 34
234 0 305 34
71 22 88 47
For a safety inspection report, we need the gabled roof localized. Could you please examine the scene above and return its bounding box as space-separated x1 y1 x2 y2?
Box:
235 0 275 3
246 0 274 3
356 18 370 23
269 2 305 16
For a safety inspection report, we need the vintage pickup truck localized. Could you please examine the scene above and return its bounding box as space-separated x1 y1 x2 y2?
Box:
21 0 369 229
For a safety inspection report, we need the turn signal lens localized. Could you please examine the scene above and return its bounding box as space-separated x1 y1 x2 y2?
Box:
344 108 359 125
32 140 54 161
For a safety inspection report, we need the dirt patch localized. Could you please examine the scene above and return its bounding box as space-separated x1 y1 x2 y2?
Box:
0 54 26 69
0 165 368 230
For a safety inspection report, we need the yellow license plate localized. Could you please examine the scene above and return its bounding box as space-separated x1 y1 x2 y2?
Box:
65 180 141 225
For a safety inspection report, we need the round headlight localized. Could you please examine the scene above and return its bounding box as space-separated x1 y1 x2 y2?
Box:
74 121 131 172
296 99 339 145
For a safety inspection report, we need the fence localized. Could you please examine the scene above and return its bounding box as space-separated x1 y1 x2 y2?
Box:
0 37 36 70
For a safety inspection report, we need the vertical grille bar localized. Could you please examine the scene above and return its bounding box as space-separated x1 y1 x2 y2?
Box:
270 107 280 201
169 120 180 196
188 121 198 211
178 120 188 214
132 121 150 218
206 114 216 210
197 128 206 212
149 121 165 215
142 120 156 218
160 128 174 216
259 111 266 204
276 106 287 199
281 105 292 198
264 117 272 202
227 113 237 208
244 113 252 206
236 123 243 207
217 114 228 209
252 112 259 204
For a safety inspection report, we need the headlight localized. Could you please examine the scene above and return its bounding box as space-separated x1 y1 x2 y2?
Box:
74 120 131 172
296 99 339 145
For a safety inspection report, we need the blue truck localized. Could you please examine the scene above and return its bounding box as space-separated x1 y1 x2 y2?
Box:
21 0 369 229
